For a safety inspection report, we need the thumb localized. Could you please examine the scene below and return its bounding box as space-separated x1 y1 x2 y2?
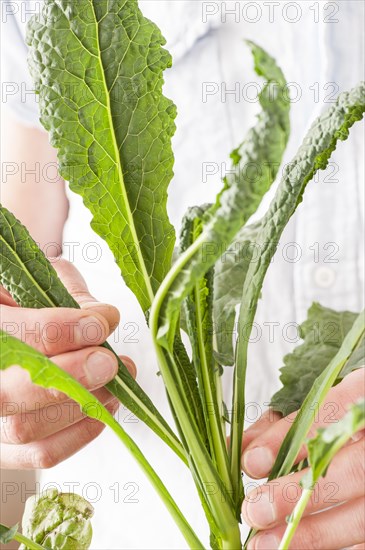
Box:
51 258 120 331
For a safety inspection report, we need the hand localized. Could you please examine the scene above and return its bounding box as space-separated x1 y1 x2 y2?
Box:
0 259 136 469
240 368 365 550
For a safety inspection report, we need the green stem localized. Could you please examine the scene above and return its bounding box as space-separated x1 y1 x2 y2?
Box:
194 284 234 501
105 414 204 549
150 234 240 546
154 345 239 544
278 489 312 550
213 342 226 438
229 332 249 510
12 532 45 550
104 347 187 465
222 524 243 550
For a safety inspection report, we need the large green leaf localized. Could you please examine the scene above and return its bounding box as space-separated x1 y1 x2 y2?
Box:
231 82 365 510
0 331 203 549
152 41 290 351
27 0 176 313
213 41 293 366
271 303 363 415
0 205 185 463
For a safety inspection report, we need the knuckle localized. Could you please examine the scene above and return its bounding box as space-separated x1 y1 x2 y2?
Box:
84 417 104 441
0 389 13 415
39 323 66 356
2 414 38 445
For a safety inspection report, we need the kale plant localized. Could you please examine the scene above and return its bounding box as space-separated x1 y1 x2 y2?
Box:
0 1 364 548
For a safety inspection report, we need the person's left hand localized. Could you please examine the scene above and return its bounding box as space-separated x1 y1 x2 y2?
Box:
240 368 365 550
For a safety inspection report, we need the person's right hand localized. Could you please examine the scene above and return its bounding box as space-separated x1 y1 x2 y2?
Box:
0 259 136 470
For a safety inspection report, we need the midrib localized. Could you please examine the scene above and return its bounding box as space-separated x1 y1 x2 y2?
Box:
91 3 155 306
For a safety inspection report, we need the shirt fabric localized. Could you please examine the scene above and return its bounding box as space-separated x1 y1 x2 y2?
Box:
1 1 364 548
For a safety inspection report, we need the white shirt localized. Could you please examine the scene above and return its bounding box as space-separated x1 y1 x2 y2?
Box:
2 1 364 548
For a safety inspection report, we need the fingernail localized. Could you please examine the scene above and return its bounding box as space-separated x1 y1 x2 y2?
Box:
85 352 117 386
248 534 280 550
81 302 120 327
242 491 275 528
242 447 274 478
77 316 107 346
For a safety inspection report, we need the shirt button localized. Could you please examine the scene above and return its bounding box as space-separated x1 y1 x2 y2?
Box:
313 266 336 288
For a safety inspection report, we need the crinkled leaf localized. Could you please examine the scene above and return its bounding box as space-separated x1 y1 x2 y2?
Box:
27 0 176 313
301 399 365 489
269 311 364 482
154 41 290 350
231 82 365 507
20 489 93 550
0 205 184 462
213 40 292 366
271 303 363 415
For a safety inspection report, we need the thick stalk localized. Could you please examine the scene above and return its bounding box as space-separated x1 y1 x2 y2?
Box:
150 234 240 546
153 344 240 546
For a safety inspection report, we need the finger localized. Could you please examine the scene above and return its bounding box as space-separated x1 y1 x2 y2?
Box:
52 259 120 330
242 438 365 530
0 399 119 469
243 409 282 451
0 286 18 307
0 304 111 356
247 496 365 550
242 369 365 478
1 387 115 444
1 346 119 412
121 355 137 379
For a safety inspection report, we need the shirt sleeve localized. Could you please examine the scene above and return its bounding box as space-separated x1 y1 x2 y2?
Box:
1 0 43 129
